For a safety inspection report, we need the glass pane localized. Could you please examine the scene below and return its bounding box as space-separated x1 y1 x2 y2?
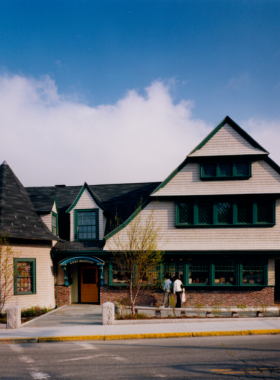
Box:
112 263 129 284
17 262 32 277
237 201 252 224
236 163 249 176
164 262 183 283
198 202 212 224
257 201 273 223
215 258 235 285
243 259 263 285
178 202 193 224
217 202 232 224
220 163 232 176
77 211 97 239
83 268 96 284
203 164 216 177
188 259 209 284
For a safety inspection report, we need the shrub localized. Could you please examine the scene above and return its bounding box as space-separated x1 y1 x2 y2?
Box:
169 294 176 317
116 312 148 320
194 303 205 317
212 302 222 317
21 306 52 318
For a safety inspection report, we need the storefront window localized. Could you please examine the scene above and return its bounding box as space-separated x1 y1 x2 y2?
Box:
164 261 183 282
242 260 264 285
214 258 235 285
188 259 209 284
112 264 129 284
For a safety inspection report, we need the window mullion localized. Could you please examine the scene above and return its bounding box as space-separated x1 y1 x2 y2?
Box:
253 200 257 224
232 162 237 176
193 202 198 225
216 163 220 177
213 201 217 225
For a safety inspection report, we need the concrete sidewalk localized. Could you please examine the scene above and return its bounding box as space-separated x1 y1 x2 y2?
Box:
0 316 279 342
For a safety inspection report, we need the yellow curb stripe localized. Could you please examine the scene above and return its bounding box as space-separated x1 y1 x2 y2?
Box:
104 332 192 340
249 329 280 335
38 335 104 342
192 330 250 337
2 329 280 343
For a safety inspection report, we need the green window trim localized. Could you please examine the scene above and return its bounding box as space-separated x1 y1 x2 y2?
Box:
201 161 251 180
176 198 275 228
51 212 58 236
74 208 99 241
14 258 36 295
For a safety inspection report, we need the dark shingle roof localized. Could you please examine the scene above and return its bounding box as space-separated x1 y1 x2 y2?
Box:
52 239 105 252
26 182 161 226
0 162 59 240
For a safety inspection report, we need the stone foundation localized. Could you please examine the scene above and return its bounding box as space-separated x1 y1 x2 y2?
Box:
100 286 275 307
55 285 71 307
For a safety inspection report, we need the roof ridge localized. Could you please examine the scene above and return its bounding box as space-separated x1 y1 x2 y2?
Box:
188 116 268 156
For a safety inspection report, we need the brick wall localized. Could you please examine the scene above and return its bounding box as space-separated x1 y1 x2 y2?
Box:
55 285 71 307
100 286 275 307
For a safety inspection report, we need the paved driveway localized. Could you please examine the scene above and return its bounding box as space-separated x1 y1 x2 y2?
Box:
22 304 102 328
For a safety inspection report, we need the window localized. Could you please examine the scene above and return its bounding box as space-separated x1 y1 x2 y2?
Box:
217 202 232 224
197 201 212 224
14 259 36 295
242 259 264 285
188 259 209 284
164 261 183 282
110 263 160 285
75 209 99 240
214 258 235 285
176 198 275 227
51 212 58 236
201 162 251 180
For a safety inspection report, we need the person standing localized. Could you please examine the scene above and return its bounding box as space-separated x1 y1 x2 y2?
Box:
162 274 172 307
173 275 183 308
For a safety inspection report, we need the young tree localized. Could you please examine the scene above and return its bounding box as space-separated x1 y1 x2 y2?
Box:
108 204 164 315
0 235 18 313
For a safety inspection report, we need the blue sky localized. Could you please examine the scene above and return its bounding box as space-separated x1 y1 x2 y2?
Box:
1 1 280 185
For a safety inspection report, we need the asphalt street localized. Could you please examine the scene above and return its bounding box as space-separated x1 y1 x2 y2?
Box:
0 335 279 379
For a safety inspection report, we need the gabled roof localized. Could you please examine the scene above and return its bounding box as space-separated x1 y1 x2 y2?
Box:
66 182 106 213
0 162 59 240
189 116 268 157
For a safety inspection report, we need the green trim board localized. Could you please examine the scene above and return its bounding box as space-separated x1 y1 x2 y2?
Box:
189 116 268 156
66 182 106 213
51 211 58 236
74 208 99 241
14 258 36 295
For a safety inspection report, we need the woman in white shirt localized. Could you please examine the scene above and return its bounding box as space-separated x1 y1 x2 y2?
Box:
173 275 183 308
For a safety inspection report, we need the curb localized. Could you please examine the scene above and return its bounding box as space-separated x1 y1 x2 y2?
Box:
1 329 280 343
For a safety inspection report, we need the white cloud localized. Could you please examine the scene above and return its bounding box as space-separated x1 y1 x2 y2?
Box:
0 74 211 186
242 118 280 164
1 74 279 187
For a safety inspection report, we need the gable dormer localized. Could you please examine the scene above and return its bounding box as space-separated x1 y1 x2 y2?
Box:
66 183 106 241
151 116 280 197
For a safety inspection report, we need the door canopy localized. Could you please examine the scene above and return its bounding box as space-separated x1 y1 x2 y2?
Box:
59 256 105 286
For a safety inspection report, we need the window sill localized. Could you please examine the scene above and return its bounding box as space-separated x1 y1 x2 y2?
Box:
14 292 36 295
201 176 251 181
183 285 267 289
175 223 275 228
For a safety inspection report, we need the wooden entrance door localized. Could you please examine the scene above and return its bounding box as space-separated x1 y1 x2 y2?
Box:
80 266 99 303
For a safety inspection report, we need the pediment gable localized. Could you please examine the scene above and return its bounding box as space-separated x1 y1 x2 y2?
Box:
189 116 268 157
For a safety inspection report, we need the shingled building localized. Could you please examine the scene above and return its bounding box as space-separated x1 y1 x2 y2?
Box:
1 116 280 310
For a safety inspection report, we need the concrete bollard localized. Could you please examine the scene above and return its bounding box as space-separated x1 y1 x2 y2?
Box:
102 302 115 325
7 306 21 329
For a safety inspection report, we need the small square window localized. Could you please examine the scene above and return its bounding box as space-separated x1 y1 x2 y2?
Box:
220 163 232 177
257 201 273 223
236 163 249 176
178 202 193 224
197 202 213 224
203 164 216 177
